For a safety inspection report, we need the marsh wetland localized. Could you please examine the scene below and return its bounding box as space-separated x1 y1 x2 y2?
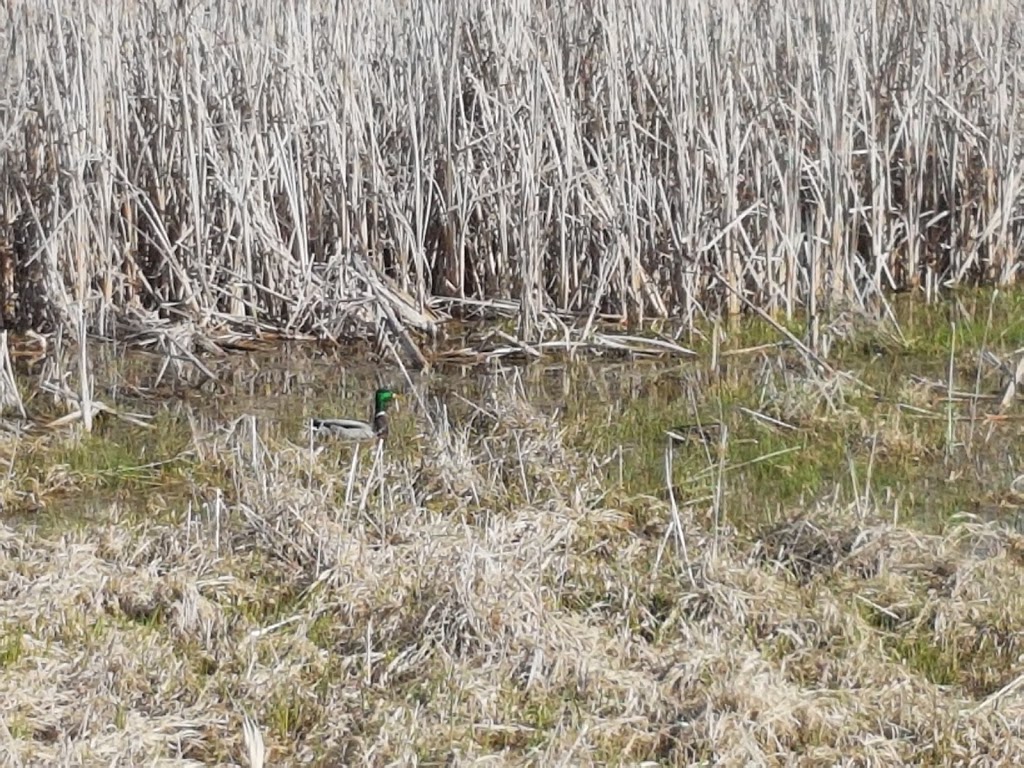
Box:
5 0 1024 762
2 293 1024 764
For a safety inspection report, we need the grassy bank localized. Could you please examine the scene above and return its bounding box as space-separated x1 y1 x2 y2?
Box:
0 296 1023 763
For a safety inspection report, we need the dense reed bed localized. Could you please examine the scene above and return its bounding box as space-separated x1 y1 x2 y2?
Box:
1 0 1022 346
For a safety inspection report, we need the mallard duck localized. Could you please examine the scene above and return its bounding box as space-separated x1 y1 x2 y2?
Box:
311 387 397 441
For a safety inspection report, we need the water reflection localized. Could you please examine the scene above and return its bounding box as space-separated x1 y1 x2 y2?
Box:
10 329 1023 538
75 338 722 429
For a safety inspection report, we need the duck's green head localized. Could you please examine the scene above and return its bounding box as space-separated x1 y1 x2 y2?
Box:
375 387 397 413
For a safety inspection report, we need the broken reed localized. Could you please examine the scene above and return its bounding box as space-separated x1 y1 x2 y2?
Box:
0 0 1021 341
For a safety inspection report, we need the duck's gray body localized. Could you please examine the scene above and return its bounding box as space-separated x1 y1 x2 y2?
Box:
310 414 384 441
311 388 395 441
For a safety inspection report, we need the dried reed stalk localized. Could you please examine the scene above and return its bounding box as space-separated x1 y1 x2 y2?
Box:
0 0 1019 348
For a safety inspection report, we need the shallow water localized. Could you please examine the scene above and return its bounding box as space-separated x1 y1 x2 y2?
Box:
5 290 1024 533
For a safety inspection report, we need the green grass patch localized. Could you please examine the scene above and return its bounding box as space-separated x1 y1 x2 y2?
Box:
0 629 25 667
